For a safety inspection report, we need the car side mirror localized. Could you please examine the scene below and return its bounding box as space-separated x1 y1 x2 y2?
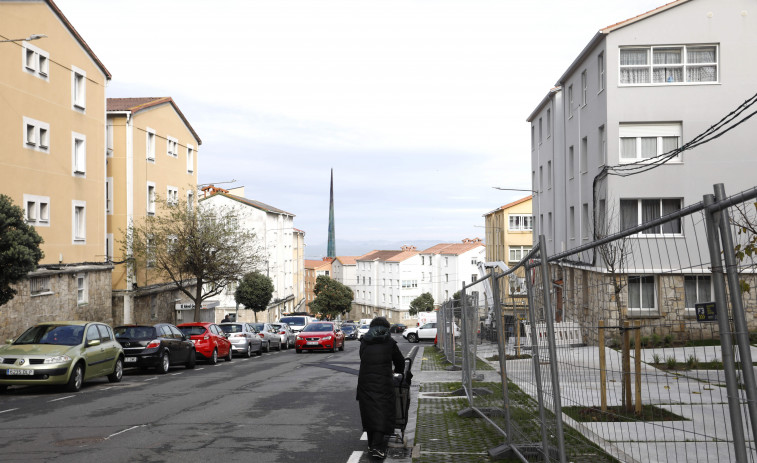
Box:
87 339 101 347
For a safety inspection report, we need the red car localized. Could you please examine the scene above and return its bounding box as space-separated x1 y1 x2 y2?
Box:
295 322 345 353
177 323 232 364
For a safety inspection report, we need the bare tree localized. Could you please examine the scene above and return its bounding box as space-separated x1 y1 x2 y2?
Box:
730 201 757 294
123 197 262 322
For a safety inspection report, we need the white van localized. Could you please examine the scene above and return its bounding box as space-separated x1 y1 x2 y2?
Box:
278 315 312 333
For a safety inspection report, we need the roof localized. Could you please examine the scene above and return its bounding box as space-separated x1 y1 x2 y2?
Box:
527 0 690 122
420 241 484 256
357 250 418 263
107 97 202 145
200 192 294 217
334 256 359 265
484 195 533 217
43 0 111 79
304 260 332 270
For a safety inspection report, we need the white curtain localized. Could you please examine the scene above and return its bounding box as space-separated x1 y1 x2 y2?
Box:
641 199 660 234
687 46 715 63
620 200 638 231
641 137 657 158
620 49 650 84
653 48 681 64
620 137 637 159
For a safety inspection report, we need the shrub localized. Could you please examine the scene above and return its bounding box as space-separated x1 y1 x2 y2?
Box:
641 336 650 348
686 355 699 369
666 356 677 370
652 354 661 364
664 334 674 347
651 333 662 347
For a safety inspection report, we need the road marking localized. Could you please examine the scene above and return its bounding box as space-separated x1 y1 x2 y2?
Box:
171 372 183 376
360 432 367 440
347 451 363 463
48 395 74 402
144 377 157 381
195 368 205 371
105 425 144 440
0 408 19 414
99 386 114 391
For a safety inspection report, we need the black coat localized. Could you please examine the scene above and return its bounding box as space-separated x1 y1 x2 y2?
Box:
356 327 405 434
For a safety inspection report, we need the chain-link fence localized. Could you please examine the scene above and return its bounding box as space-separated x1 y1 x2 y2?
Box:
435 183 757 462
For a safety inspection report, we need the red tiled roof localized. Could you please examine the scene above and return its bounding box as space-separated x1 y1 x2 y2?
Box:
200 192 294 217
335 256 359 265
46 0 111 79
484 195 533 216
357 250 418 263
421 241 484 256
305 260 331 270
107 97 202 145
601 0 686 33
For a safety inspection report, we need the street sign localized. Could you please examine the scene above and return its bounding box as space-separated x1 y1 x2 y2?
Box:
695 302 717 322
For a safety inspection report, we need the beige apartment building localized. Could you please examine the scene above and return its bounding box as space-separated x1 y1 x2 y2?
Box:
106 97 201 325
304 259 333 315
484 195 533 302
0 0 112 340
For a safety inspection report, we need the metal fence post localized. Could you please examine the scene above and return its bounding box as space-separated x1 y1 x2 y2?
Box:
492 272 513 448
703 192 748 462
461 284 472 400
538 234 567 463
714 183 757 444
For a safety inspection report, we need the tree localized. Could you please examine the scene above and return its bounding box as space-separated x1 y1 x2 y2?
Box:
0 195 44 306
731 201 757 294
235 271 274 322
409 292 434 316
309 275 353 319
124 197 262 322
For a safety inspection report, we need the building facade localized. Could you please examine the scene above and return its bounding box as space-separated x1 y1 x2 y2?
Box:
304 258 333 315
484 196 533 297
0 0 113 341
292 228 306 312
419 239 486 304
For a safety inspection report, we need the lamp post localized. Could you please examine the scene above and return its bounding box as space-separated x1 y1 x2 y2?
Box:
0 34 46 43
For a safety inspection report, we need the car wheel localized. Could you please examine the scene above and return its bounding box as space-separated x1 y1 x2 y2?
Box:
296 348 302 354
186 350 196 369
0 385 7 393
276 340 282 351
108 358 124 383
282 339 288 350
339 341 345 352
255 343 263 356
225 346 233 362
263 341 269 353
407 333 418 343
66 363 84 392
158 352 170 374
209 348 218 365
244 343 252 358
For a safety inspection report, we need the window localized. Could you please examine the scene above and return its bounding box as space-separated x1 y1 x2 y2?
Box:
429 256 432 265
569 206 575 240
620 198 682 234
167 136 178 157
580 137 588 173
401 280 418 289
107 124 114 157
509 214 533 231
22 117 50 153
547 161 552 189
509 245 532 262
77 274 88 304
546 109 551 138
72 200 86 242
146 235 156 267
22 42 49 80
538 118 542 144
685 275 712 310
628 275 655 312
444 257 449 267
568 84 574 118
539 166 543 192
106 177 113 214
620 45 718 85
582 203 589 240
598 52 605 92
106 233 114 262
71 66 86 110
581 70 587 106
568 146 574 179
187 191 194 211
471 257 477 265
471 274 477 284
531 126 535 150
72 132 86 175
146 129 156 161
147 182 156 214
598 125 606 165
166 186 178 206
23 194 50 227
548 212 552 238
619 123 682 163
187 144 194 172
30 276 52 296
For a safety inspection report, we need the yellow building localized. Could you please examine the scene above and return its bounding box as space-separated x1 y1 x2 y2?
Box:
484 196 533 300
0 0 112 340
106 97 201 324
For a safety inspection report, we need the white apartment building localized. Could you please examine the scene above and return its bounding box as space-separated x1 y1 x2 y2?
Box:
331 256 358 287
353 247 421 322
419 239 486 304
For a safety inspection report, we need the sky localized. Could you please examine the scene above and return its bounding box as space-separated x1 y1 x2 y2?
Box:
55 0 666 258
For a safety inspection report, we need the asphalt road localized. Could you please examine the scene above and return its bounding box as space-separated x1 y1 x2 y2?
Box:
0 334 416 463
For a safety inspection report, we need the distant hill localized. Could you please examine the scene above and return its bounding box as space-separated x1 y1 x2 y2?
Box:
304 239 444 260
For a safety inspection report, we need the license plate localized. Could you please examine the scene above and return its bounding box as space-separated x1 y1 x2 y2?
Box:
7 369 34 376
306 341 319 346
125 357 137 363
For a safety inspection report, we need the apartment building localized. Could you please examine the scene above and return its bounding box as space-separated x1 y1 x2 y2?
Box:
331 256 359 287
304 258 333 314
107 97 201 325
484 196 533 297
292 228 306 312
419 239 486 303
200 187 299 322
527 0 757 331
0 0 112 340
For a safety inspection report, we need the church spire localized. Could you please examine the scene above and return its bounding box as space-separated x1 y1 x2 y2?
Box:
327 169 336 258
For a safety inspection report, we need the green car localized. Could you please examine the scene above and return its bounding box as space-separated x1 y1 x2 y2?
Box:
0 321 124 393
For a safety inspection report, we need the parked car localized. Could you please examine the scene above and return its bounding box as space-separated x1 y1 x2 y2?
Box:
295 322 345 353
277 315 312 333
341 324 358 340
250 323 282 352
403 322 460 343
114 323 196 372
356 324 370 340
270 323 296 349
0 321 123 393
389 324 407 333
177 323 232 364
218 323 263 357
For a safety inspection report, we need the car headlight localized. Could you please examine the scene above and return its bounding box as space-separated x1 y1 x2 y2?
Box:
296 335 304 340
322 336 332 341
43 355 71 364
0 356 4 363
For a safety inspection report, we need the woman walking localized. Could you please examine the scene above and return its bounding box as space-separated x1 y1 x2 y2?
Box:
357 317 405 460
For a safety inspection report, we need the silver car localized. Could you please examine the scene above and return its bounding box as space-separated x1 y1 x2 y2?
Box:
249 323 282 352
219 323 263 357
270 323 296 349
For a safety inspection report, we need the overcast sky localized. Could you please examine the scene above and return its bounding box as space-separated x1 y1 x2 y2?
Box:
56 0 665 257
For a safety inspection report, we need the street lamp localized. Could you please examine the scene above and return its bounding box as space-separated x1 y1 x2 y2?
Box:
0 34 46 43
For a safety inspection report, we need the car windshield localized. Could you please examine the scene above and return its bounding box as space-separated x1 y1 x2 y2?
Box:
114 326 157 340
279 317 305 325
251 323 265 331
270 324 285 331
178 326 207 336
360 325 369 330
342 325 356 332
219 324 243 334
14 324 85 346
302 323 333 332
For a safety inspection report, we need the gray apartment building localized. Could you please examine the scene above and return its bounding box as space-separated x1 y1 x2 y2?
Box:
527 0 756 336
